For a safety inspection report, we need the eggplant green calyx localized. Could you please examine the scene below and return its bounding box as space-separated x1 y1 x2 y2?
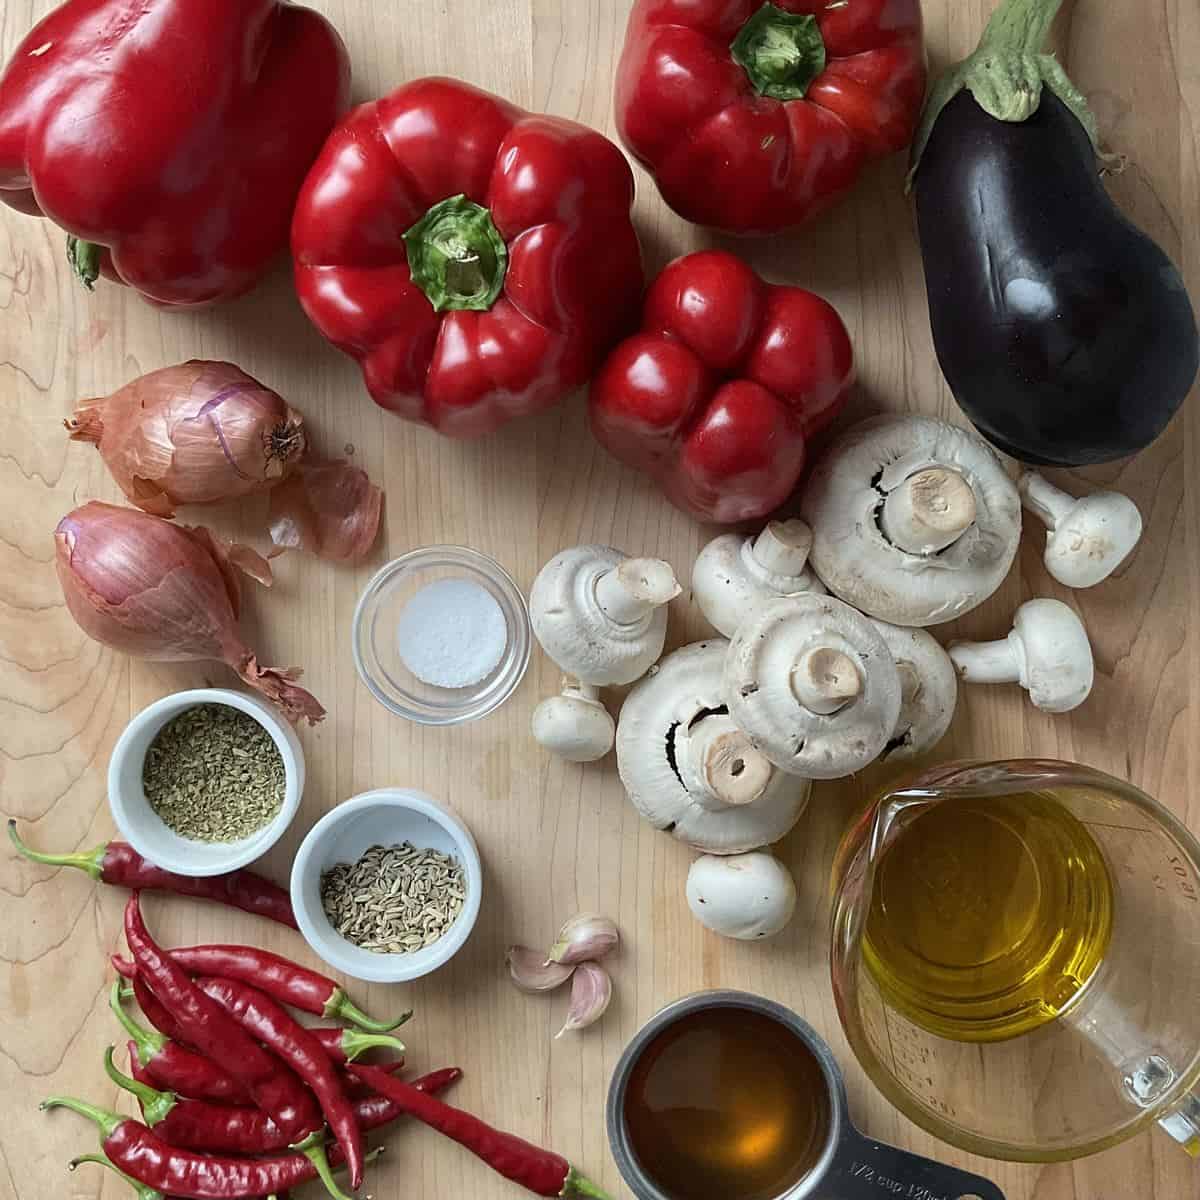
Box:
9 819 105 880
404 194 507 313
907 0 1112 188
66 236 101 290
731 3 826 102
323 988 412 1034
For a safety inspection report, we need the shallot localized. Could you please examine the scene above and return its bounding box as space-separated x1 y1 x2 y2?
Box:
55 502 325 724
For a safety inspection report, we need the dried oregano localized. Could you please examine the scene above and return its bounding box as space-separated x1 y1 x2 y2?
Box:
143 704 285 842
320 842 466 954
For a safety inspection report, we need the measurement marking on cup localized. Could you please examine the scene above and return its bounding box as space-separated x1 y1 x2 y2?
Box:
848 1162 951 1200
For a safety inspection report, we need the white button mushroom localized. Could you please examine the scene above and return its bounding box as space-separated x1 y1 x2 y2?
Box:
868 620 958 761
692 519 826 639
1019 472 1143 589
686 851 798 941
949 598 1094 713
724 594 902 779
530 545 680 686
616 640 810 854
800 414 1022 627
531 679 615 763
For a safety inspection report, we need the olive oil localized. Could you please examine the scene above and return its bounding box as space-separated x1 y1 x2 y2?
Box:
623 1006 830 1200
863 790 1114 1043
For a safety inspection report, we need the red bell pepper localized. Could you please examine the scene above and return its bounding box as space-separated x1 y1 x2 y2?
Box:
0 0 349 307
291 77 643 438
589 250 853 524
615 0 926 234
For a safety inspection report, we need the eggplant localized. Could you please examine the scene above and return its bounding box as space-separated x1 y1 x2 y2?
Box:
909 0 1198 466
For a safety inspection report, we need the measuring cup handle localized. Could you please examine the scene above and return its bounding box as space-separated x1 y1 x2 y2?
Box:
824 1128 1007 1200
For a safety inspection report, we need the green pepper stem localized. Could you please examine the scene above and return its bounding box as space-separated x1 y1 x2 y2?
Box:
561 1167 612 1200
339 1026 407 1063
70 1153 165 1200
40 1095 124 1140
403 194 508 313
66 236 101 291
8 819 105 880
907 0 1111 186
293 1131 355 1200
324 988 412 1034
109 980 166 1065
730 3 827 101
104 1045 176 1127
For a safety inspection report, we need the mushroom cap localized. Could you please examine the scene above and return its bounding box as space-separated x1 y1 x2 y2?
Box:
530 545 670 685
686 851 798 940
531 691 615 762
724 594 902 779
868 620 957 761
1044 492 1143 588
693 525 826 640
616 640 810 854
800 414 1021 626
1012 599 1094 713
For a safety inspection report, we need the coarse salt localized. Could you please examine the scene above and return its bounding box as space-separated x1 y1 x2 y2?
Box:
396 577 508 689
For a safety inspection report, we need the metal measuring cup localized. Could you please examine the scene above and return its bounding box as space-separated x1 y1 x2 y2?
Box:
607 991 1005 1200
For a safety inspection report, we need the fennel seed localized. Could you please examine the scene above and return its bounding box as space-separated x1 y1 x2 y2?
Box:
320 841 466 955
142 704 284 843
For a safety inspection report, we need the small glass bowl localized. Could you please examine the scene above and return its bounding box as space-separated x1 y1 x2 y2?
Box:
352 546 531 725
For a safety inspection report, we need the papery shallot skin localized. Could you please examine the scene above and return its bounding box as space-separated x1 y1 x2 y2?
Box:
55 502 325 724
67 362 307 517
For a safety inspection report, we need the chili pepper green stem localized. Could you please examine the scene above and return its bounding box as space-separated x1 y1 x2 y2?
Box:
8 819 104 880
70 1153 164 1200
907 0 1114 186
404 193 508 313
104 1045 177 1127
109 980 166 1066
40 1095 124 1140
561 1167 612 1199
66 236 101 290
730 3 826 101
292 1131 355 1200
339 1026 408 1062
324 990 412 1034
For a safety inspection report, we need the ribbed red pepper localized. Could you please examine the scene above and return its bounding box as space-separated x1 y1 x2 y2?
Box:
615 0 926 234
292 76 643 438
0 0 349 306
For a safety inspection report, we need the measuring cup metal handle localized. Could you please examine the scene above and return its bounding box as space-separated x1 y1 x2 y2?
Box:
824 1128 1007 1200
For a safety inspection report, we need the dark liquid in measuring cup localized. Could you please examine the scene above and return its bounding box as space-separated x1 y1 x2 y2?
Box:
623 1006 830 1200
863 790 1114 1042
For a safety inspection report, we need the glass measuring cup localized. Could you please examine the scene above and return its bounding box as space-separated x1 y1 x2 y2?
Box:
830 759 1200 1162
607 991 1006 1200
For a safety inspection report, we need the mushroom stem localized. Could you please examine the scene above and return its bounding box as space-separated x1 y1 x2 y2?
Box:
677 714 773 810
750 519 813 577
880 467 977 554
791 646 862 714
947 637 1020 685
1017 471 1072 529
595 557 681 625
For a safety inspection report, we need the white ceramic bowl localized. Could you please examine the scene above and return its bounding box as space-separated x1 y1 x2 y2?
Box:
290 789 483 983
108 688 304 877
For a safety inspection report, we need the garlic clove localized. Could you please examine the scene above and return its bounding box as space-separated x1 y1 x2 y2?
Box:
555 962 612 1038
506 945 575 994
545 913 619 966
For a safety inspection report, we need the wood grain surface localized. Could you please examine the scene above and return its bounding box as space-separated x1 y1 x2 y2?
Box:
2 1 1198 1198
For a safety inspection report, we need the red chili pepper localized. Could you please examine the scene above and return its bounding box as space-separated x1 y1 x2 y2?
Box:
350 1063 609 1199
139 943 407 1031
111 983 250 1105
291 76 643 438
43 1093 351 1200
72 1151 293 1200
0 0 350 306
590 250 854 523
615 0 926 234
192 976 364 1190
113 1046 461 1154
9 821 297 928
122 895 345 1196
